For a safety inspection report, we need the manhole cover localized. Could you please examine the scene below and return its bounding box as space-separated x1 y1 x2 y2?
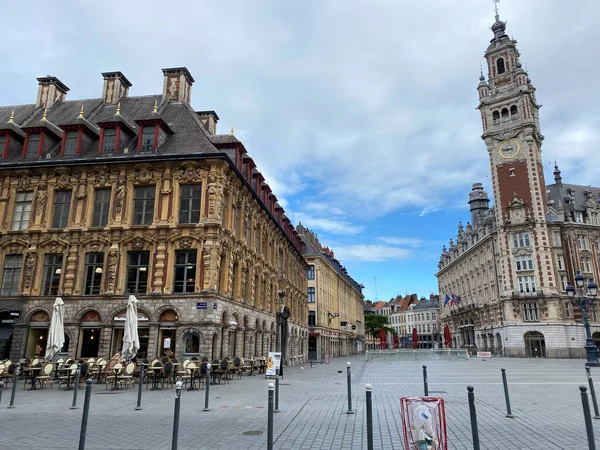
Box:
242 431 263 436
279 383 291 386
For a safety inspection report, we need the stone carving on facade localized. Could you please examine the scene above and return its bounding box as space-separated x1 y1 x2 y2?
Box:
159 174 172 195
93 166 117 186
179 237 193 249
53 168 79 190
207 173 219 218
511 247 534 256
115 177 126 213
76 181 88 200
176 163 205 183
106 249 119 294
35 183 48 216
493 128 520 142
131 237 145 250
23 252 37 290
14 171 34 192
131 164 159 184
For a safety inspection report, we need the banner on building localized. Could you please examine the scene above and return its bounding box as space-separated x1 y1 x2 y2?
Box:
266 352 282 377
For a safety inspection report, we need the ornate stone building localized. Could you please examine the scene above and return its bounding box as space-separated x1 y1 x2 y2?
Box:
437 13 600 358
0 68 309 364
296 224 365 359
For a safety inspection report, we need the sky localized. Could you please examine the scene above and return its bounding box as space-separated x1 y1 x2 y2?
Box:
2 0 599 302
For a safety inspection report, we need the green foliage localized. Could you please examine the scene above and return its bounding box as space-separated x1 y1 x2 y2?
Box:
364 314 389 337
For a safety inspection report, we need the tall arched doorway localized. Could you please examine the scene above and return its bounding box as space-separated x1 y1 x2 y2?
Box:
593 332 600 349
524 331 546 358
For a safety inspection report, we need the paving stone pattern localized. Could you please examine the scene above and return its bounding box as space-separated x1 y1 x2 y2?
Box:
0 357 599 449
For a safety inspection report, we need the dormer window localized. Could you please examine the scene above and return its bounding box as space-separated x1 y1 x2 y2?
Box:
497 57 506 74
140 126 156 151
0 136 6 158
102 128 117 152
63 130 79 156
25 133 41 158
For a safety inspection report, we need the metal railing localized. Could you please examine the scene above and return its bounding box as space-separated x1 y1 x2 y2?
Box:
365 348 469 361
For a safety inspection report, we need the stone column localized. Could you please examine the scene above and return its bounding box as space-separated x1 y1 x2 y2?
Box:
152 239 167 294
62 242 80 295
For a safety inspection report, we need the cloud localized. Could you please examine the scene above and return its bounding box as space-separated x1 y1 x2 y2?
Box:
333 245 413 262
291 212 363 235
378 237 424 247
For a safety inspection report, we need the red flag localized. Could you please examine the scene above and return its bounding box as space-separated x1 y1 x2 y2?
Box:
412 328 418 349
379 328 387 349
444 326 452 347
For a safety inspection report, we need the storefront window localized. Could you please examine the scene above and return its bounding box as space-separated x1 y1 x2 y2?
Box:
111 310 150 359
78 311 102 358
159 310 177 357
26 310 50 358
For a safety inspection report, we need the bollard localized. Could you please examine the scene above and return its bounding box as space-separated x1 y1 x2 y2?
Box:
581 386 597 450
71 364 82 409
467 386 480 450
267 382 274 450
346 362 354 414
274 377 280 413
203 364 210 412
135 362 146 411
422 365 429 397
78 379 93 450
585 366 600 420
171 381 182 450
365 384 374 450
0 381 3 405
501 369 514 418
7 366 18 409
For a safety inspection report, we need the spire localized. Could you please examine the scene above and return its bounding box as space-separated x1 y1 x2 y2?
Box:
479 62 485 81
42 108 47 121
78 105 84 119
115 102 121 116
152 99 158 114
230 127 235 135
491 0 507 38
8 110 14 123
553 162 562 184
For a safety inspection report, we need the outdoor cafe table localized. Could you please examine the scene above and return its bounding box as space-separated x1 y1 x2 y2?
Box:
23 365 41 391
110 362 123 391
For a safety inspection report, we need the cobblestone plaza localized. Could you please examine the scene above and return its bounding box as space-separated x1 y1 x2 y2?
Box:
0 356 598 449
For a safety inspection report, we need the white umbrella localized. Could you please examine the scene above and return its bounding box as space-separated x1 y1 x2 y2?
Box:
45 297 65 361
122 295 140 360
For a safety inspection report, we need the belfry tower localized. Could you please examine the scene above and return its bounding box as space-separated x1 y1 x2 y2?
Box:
477 10 557 297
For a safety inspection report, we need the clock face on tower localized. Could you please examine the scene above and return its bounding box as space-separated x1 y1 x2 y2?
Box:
498 139 521 159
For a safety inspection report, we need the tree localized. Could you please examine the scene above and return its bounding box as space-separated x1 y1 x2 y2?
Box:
365 314 389 338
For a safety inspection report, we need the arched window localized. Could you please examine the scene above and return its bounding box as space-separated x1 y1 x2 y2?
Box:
184 334 199 355
492 111 500 123
501 108 509 121
510 105 518 118
497 58 506 74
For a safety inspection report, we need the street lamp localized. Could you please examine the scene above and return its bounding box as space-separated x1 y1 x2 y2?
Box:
566 271 599 367
276 291 286 376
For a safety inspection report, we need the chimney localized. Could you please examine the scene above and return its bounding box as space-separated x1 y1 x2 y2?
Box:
162 67 194 104
102 71 132 104
36 76 69 109
196 110 219 134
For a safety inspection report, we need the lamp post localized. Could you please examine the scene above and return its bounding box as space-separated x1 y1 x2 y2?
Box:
276 291 286 376
566 271 600 367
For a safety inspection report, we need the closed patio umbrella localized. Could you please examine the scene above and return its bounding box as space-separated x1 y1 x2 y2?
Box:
45 297 65 361
412 327 419 350
121 295 140 361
